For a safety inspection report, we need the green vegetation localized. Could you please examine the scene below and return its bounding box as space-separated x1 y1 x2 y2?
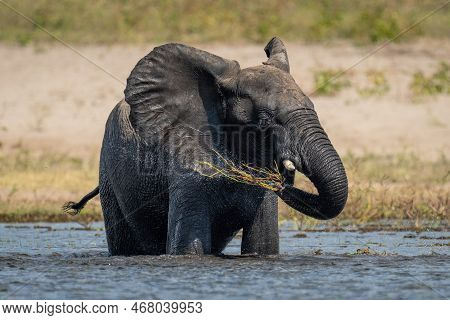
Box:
358 70 390 96
410 62 450 96
0 0 449 45
0 147 448 229
313 64 450 97
313 69 351 95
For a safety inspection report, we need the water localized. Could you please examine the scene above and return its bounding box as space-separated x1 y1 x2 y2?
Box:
0 222 448 299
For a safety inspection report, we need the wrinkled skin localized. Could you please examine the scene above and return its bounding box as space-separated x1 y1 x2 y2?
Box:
71 37 348 255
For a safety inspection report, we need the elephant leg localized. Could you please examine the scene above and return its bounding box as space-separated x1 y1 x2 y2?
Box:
122 198 168 255
166 187 213 255
100 180 140 256
241 192 279 255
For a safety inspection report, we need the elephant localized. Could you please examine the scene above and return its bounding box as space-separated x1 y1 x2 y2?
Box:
65 37 348 256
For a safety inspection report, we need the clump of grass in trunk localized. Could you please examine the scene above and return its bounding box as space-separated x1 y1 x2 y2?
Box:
196 153 284 192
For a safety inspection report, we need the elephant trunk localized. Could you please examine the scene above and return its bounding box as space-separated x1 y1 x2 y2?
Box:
276 110 348 220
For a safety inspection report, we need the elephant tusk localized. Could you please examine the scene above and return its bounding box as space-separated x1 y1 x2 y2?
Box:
282 159 296 171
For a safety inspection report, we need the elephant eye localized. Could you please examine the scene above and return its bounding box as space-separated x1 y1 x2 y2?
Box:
257 113 273 128
258 118 269 127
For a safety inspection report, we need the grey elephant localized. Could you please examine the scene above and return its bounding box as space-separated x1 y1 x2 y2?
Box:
65 37 348 256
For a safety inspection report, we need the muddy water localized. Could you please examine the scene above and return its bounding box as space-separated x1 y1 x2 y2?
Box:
0 222 448 299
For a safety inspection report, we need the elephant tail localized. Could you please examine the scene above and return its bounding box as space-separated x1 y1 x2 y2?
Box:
62 186 99 216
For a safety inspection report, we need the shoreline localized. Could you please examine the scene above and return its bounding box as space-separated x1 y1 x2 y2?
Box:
1 216 448 233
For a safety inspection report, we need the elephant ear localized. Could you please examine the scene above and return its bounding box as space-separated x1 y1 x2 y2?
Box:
263 37 290 73
124 43 240 141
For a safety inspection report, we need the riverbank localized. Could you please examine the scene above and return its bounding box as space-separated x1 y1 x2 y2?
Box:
0 150 448 230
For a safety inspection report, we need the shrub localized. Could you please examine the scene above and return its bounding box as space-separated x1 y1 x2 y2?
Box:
410 62 450 96
313 69 351 96
358 70 390 96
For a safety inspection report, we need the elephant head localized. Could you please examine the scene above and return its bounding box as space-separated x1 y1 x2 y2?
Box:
125 37 348 220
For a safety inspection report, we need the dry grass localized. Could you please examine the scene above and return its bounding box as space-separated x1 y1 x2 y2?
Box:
0 147 448 229
0 146 101 222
